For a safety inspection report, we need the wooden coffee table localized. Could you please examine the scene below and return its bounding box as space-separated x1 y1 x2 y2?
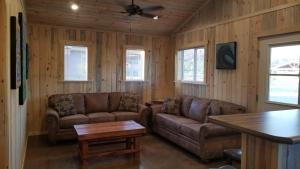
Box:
74 120 146 164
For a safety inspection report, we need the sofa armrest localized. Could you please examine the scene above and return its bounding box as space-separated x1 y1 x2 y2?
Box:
46 108 60 144
138 104 151 129
200 123 239 139
151 104 163 114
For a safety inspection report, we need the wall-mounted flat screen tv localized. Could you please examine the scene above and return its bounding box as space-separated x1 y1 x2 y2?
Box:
216 42 236 69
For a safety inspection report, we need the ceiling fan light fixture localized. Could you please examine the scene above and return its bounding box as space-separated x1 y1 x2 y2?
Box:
71 3 79 11
153 16 159 20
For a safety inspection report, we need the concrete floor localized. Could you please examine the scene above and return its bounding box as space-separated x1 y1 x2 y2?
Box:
24 134 226 169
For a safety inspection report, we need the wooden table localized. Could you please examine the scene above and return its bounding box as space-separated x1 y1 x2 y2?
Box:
209 109 300 169
74 120 146 164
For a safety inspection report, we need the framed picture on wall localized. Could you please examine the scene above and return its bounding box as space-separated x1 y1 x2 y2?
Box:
18 12 27 105
216 42 237 69
10 16 21 89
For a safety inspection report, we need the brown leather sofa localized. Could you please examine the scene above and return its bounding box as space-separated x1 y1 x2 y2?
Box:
46 92 151 144
151 95 246 160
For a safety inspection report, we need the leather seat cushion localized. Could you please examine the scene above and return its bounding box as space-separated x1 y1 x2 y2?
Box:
179 123 202 142
60 114 89 129
156 113 199 132
112 112 140 121
87 112 115 123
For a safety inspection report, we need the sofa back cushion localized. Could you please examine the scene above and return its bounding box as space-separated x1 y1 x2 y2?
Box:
181 95 195 117
188 98 211 122
85 93 109 113
109 92 123 112
72 93 86 114
48 94 77 117
209 99 246 115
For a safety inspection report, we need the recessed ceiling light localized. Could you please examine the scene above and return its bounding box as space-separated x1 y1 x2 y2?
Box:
153 16 159 20
71 3 79 10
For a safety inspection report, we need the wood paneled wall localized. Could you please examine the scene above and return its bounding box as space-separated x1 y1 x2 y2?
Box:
174 0 300 113
27 24 174 135
0 1 7 168
1 0 28 169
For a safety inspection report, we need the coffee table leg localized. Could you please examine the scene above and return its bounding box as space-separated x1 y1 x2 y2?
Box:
80 141 88 165
126 138 132 149
133 137 140 159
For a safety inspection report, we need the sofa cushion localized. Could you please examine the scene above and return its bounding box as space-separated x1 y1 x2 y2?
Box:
49 94 77 117
161 97 181 115
118 94 139 112
156 113 199 132
85 93 109 113
110 92 123 112
205 101 222 122
188 98 210 123
179 123 202 142
60 114 89 129
200 123 238 138
210 100 246 115
112 112 140 121
181 96 195 117
87 112 115 123
208 101 222 116
72 94 85 114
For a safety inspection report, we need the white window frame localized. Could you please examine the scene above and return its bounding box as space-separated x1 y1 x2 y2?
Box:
177 47 206 84
266 42 300 106
124 47 146 82
63 44 89 82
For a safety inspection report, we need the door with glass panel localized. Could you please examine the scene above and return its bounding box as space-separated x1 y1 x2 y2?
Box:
258 33 300 112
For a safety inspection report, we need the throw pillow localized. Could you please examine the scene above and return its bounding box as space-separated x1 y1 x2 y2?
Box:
161 97 181 115
49 95 77 117
118 94 139 112
188 98 210 123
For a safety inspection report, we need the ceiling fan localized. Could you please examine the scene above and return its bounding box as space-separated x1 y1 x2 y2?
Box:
120 0 164 19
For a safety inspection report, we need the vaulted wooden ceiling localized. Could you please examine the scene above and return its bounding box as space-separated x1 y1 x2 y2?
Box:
26 0 207 35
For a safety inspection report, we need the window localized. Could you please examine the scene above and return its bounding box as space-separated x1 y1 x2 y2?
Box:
268 44 300 105
125 49 145 81
64 45 88 81
177 47 205 83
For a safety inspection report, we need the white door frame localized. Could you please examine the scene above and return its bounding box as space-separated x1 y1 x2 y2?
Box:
258 33 300 112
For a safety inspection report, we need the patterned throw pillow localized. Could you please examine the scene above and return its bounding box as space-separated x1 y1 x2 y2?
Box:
161 97 181 116
118 94 139 112
49 95 77 117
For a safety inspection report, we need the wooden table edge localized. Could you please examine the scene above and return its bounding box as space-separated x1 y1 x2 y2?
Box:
208 117 296 144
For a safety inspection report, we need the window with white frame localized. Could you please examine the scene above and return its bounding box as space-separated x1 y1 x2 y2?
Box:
268 44 300 105
177 47 205 83
125 49 145 81
64 45 88 81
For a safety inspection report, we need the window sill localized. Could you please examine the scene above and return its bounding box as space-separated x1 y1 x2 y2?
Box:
265 101 300 108
175 80 206 85
59 80 93 83
120 80 149 83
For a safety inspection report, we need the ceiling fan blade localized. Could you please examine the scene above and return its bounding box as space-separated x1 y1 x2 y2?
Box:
142 6 164 12
139 13 156 18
